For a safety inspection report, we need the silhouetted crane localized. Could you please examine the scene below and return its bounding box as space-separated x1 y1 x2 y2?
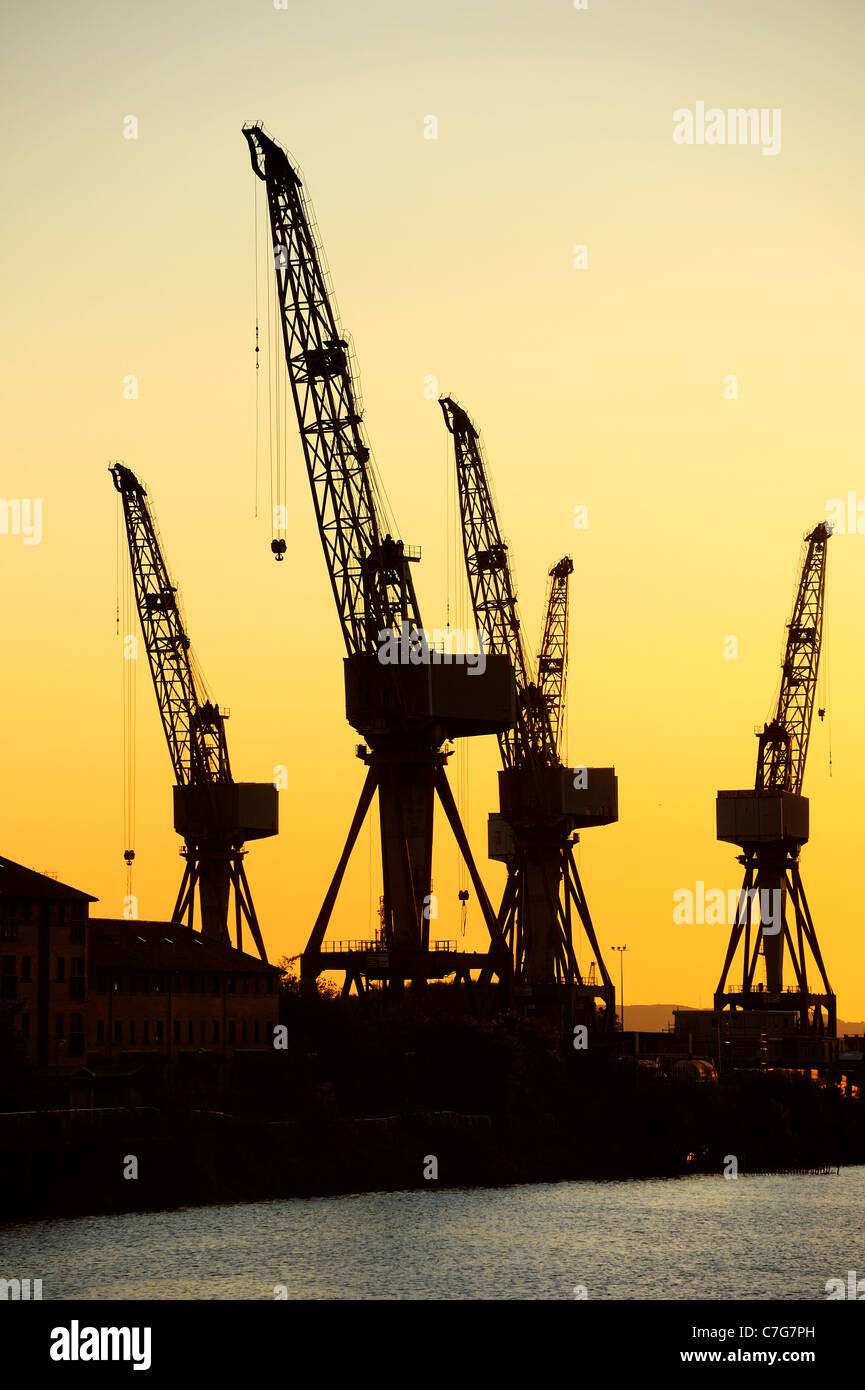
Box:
111 463 277 960
242 125 515 1001
715 521 834 1034
441 398 617 1024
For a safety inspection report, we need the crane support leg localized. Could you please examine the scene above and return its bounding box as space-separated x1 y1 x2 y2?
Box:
302 765 379 988
433 766 508 959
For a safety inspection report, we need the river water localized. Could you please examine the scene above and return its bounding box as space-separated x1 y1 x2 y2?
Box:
3 1169 864 1300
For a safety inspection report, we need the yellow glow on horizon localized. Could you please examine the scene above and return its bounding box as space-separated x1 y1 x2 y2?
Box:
1 0 863 1015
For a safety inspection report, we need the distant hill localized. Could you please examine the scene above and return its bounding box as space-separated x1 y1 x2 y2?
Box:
626 1004 865 1036
625 1005 694 1033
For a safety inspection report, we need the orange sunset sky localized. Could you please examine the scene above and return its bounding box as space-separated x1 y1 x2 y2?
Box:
1 0 863 1013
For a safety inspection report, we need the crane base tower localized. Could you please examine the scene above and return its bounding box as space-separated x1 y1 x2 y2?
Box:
714 789 835 1037
490 766 618 1028
301 657 517 1004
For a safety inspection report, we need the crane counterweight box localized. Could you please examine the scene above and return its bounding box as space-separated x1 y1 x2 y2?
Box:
498 766 618 827
174 783 279 842
716 789 809 846
343 652 516 739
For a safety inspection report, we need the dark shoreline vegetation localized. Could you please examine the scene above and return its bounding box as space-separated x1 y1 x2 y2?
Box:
2 980 864 1224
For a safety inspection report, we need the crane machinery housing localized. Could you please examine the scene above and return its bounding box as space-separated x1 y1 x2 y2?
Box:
680 521 835 1067
111 463 277 961
441 397 618 1027
242 124 516 1002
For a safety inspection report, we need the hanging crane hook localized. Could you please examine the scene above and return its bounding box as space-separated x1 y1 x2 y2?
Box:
271 538 287 561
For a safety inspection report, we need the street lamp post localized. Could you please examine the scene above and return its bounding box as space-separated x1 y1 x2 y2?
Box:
611 945 627 1032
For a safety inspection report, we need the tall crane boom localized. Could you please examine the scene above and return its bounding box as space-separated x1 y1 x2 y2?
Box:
110 464 230 787
440 397 555 772
111 463 277 960
537 557 573 760
756 521 830 796
243 123 422 657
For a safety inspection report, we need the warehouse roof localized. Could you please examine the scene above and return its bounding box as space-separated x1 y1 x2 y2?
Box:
0 856 97 903
88 918 280 973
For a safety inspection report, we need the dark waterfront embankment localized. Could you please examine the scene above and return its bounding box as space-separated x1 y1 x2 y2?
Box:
2 991 864 1222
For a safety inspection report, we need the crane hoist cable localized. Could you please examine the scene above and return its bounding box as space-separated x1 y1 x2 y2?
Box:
819 554 832 775
116 484 137 891
253 175 260 519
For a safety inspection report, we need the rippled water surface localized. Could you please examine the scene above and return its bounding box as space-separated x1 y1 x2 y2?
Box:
3 1169 864 1300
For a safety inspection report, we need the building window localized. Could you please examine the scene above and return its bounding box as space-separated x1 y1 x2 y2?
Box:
56 1013 65 1038
173 1020 180 1043
212 1021 219 1043
267 977 274 994
156 1021 164 1043
1 957 16 1001
69 956 86 1000
114 1020 122 1044
143 1021 149 1043
55 957 65 983
70 921 85 943
200 1020 206 1042
21 956 31 983
228 1021 236 1044
21 1013 30 1038
242 1020 247 1043
130 1021 136 1044
96 1020 105 1044
1 919 17 941
68 1015 84 1056
254 1021 259 1043
187 1020 193 1043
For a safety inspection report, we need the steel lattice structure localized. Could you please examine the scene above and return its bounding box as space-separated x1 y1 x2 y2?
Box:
537 557 573 758
111 464 230 786
243 127 421 658
715 521 834 1034
441 397 617 1019
438 398 553 774
243 125 515 1002
757 524 830 796
111 463 276 959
